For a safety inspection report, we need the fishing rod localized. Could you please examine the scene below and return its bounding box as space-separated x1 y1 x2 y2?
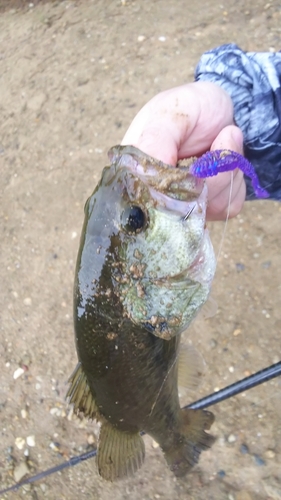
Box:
0 361 280 495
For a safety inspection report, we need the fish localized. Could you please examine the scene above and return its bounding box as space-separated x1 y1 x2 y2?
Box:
67 145 217 481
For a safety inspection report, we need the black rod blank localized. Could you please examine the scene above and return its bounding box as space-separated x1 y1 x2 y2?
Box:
187 361 281 410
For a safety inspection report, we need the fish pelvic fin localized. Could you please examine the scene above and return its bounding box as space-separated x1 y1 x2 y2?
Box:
97 421 145 481
66 362 98 419
163 409 215 477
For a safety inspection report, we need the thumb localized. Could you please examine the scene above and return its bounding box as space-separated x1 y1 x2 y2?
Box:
211 125 244 154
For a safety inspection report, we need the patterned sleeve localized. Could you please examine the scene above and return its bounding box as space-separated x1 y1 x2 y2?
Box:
195 43 281 201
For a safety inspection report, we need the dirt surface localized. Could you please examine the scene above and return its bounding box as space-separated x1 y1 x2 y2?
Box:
0 1 281 499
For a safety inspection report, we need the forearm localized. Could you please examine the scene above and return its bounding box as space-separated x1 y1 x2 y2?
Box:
195 43 281 201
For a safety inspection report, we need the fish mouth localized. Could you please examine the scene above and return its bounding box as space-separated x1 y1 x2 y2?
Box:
108 144 205 210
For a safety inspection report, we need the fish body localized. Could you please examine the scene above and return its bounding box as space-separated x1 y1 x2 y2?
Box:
68 146 216 480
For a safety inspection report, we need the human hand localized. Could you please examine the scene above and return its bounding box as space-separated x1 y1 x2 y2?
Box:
121 82 246 221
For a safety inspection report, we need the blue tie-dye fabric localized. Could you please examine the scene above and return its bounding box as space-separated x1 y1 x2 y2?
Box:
195 43 281 200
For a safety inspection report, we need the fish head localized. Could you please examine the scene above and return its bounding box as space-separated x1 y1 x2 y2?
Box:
75 145 216 340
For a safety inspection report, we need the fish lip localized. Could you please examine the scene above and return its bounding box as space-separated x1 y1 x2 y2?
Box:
108 144 205 212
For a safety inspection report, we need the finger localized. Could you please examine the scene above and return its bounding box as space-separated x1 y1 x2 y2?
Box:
121 82 234 165
121 85 199 165
206 125 246 220
206 169 246 221
211 125 244 153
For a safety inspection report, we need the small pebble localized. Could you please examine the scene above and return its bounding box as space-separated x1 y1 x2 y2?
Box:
236 263 245 272
87 434 95 445
13 461 29 482
228 366 234 373
49 441 60 453
265 449 275 459
137 35 146 42
26 435 35 447
254 454 265 466
15 437 25 450
67 407 74 421
50 407 63 417
13 367 25 380
21 409 28 419
152 439 159 449
23 297 32 306
21 353 31 366
261 260 271 269
240 443 249 454
158 36 166 42
227 434 236 443
217 469 226 478
262 309 271 318
209 338 217 348
233 328 241 336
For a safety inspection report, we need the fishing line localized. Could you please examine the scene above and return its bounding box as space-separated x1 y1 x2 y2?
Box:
1 360 280 496
215 170 233 263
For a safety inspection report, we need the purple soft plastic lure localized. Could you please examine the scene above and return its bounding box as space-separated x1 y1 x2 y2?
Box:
190 149 269 199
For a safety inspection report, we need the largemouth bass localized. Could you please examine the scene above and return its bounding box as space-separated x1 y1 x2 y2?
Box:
67 145 216 480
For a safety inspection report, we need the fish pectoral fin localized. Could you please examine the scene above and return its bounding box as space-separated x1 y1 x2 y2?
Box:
163 409 215 477
97 421 145 481
177 343 206 391
196 295 218 320
66 362 98 419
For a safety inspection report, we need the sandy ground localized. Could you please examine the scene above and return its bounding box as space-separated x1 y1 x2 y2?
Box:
0 1 281 499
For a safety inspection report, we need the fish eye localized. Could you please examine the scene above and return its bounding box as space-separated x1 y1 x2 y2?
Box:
121 205 147 233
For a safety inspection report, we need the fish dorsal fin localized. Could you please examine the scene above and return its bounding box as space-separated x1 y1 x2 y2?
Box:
177 344 206 391
66 362 98 419
97 421 145 481
196 295 218 321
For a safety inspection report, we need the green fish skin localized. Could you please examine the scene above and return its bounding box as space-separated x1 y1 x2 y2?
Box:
67 145 216 481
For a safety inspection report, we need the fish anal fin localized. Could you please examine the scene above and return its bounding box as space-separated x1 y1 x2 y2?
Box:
66 362 98 419
177 344 206 391
163 409 215 477
97 421 145 481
